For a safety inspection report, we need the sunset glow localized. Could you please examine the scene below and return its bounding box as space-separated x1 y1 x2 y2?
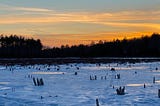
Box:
0 0 160 47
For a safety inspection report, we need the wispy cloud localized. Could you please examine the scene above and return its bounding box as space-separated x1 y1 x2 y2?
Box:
13 7 52 12
0 3 52 12
0 10 160 33
0 8 160 27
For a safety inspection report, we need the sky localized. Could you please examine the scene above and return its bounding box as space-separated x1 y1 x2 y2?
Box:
0 0 160 47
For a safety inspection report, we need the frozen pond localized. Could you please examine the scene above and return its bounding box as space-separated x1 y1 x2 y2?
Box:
0 62 160 106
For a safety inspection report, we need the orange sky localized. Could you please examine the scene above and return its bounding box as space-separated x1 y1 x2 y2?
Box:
42 32 156 47
0 1 160 47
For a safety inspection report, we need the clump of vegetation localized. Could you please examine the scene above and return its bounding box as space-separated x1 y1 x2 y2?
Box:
116 86 125 95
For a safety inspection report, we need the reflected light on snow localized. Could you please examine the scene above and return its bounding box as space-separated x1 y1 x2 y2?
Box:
118 66 148 70
81 66 108 70
126 84 146 87
156 80 160 83
82 66 149 71
0 68 6 70
0 82 9 85
32 72 65 75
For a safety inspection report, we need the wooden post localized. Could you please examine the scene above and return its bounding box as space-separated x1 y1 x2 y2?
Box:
153 77 155 84
95 75 97 80
90 75 92 80
40 78 44 86
96 99 100 106
144 83 146 88
33 77 37 86
37 78 40 86
158 89 160 98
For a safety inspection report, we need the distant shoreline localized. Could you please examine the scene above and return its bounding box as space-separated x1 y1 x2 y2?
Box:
0 57 160 65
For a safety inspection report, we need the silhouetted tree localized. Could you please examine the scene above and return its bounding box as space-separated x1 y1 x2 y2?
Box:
42 33 160 57
0 35 42 58
1 33 160 58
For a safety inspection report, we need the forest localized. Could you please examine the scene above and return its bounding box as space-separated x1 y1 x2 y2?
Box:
0 35 42 57
0 33 160 58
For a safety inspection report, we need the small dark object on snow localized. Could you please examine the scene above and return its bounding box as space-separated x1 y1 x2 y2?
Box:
111 68 115 71
40 96 44 99
75 72 78 75
116 86 125 95
76 67 79 70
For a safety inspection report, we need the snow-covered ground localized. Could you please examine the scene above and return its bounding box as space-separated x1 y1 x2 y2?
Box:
0 62 160 106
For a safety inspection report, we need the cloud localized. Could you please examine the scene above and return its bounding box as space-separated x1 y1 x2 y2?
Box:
13 7 52 12
0 9 160 27
0 3 160 29
0 3 52 12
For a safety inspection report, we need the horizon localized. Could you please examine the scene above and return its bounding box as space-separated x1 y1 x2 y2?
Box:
1 33 159 48
0 0 160 47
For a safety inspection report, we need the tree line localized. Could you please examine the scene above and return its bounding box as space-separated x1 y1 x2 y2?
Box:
42 33 160 57
0 35 42 57
0 33 160 58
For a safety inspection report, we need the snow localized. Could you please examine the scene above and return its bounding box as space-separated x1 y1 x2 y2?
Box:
0 62 160 106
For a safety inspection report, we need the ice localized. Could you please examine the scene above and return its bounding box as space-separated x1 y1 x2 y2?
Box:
0 62 160 105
